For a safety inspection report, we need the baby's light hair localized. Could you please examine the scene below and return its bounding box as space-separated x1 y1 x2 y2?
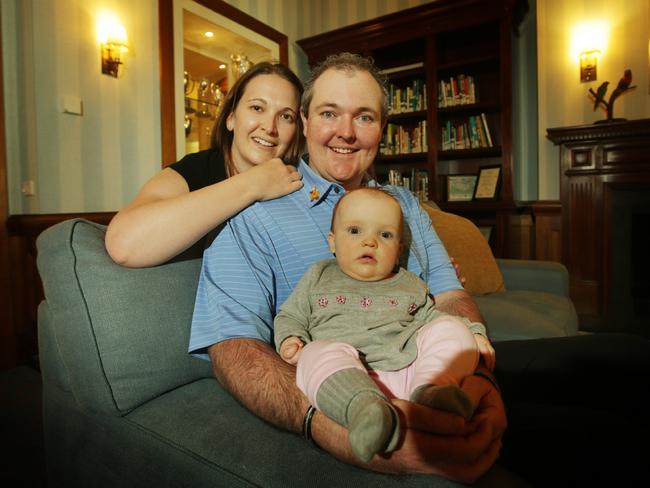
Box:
330 188 404 239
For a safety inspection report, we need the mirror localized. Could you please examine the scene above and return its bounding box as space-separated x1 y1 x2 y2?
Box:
159 0 288 165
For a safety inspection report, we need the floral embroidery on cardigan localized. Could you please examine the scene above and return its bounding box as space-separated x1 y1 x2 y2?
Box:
408 303 418 314
336 295 346 305
317 297 329 308
360 297 373 309
387 297 399 307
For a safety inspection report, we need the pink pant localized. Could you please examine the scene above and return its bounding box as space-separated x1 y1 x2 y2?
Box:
296 316 480 409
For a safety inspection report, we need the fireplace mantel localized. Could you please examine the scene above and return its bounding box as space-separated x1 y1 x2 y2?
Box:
547 118 650 333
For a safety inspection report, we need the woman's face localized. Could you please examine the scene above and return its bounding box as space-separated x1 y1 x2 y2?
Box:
226 74 300 172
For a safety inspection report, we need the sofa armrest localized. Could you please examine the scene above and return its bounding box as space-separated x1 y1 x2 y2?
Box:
496 259 570 297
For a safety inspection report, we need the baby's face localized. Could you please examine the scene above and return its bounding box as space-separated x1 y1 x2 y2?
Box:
328 190 402 282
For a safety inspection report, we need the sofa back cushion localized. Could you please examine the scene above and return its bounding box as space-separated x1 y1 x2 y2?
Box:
36 219 212 414
422 205 505 296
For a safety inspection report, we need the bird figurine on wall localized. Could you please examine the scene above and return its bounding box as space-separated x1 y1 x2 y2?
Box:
588 69 636 122
610 69 633 99
592 81 609 110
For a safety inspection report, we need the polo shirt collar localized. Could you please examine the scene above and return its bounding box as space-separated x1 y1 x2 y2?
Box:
298 156 345 207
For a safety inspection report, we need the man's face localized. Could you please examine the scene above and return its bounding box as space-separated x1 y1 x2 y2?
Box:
302 68 384 190
327 190 402 282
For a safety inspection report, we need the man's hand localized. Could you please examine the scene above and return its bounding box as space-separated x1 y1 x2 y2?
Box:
311 397 502 484
474 334 496 371
279 337 304 365
461 371 507 442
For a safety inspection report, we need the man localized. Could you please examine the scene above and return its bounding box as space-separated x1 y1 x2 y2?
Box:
190 53 502 483
190 53 650 486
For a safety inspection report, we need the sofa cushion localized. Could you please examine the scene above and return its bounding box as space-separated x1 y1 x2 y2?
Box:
474 290 579 342
422 205 505 296
36 219 212 414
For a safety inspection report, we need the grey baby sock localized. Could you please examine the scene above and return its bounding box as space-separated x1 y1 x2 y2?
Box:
411 384 474 421
316 368 400 463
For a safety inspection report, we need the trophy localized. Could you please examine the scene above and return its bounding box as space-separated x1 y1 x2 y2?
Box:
210 82 224 110
184 71 196 114
198 78 210 99
183 70 195 95
230 54 252 80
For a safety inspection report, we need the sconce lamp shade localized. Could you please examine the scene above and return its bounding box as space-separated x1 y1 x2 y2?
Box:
97 14 129 78
580 50 600 83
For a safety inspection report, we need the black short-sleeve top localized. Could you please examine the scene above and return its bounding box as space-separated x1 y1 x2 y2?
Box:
168 148 227 191
167 149 228 260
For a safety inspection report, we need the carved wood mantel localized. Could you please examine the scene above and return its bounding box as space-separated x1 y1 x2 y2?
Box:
547 119 650 332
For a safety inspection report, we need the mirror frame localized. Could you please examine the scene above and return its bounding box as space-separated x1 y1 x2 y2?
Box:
158 0 289 166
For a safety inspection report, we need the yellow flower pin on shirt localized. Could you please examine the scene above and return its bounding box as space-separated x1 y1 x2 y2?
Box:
309 186 320 202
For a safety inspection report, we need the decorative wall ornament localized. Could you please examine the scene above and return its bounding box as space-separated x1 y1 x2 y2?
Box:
588 69 637 122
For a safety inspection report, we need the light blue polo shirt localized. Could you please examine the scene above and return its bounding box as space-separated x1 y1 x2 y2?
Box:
189 158 461 359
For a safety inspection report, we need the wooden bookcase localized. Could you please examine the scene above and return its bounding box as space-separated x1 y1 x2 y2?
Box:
297 0 524 257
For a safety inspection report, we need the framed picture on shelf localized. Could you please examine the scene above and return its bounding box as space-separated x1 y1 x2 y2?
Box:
473 165 501 200
447 174 477 202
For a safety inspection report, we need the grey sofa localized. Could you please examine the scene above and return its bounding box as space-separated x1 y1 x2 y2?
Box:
36 219 576 487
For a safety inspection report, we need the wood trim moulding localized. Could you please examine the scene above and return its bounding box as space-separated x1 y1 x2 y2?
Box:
547 118 650 144
7 212 115 242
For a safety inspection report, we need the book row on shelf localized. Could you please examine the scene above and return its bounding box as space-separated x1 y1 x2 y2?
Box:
441 113 493 151
437 74 477 108
380 121 428 156
387 79 427 114
386 169 429 202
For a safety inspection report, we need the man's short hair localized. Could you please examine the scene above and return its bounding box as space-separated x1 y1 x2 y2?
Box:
301 52 389 123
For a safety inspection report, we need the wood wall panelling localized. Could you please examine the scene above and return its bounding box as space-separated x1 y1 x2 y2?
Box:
4 213 114 369
531 201 561 263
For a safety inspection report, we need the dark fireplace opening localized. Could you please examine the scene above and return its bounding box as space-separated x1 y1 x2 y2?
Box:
609 190 650 337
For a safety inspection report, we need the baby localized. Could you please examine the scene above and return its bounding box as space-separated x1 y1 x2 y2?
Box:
274 188 492 463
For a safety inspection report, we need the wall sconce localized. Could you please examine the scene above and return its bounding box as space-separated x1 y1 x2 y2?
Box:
580 50 600 83
97 14 129 78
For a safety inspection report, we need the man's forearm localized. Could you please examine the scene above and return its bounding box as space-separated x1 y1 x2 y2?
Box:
209 338 309 432
435 289 486 332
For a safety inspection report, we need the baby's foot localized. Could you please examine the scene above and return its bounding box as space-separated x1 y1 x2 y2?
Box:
411 384 474 420
348 395 399 463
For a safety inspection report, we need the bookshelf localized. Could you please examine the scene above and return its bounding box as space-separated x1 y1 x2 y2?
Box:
297 0 523 257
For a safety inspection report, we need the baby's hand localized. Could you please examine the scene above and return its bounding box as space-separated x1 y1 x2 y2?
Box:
474 334 495 371
279 337 304 365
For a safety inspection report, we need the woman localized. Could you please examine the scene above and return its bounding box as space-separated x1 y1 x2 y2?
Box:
105 62 305 267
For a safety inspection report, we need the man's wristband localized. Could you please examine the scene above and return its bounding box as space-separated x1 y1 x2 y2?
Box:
302 405 317 442
474 371 501 393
